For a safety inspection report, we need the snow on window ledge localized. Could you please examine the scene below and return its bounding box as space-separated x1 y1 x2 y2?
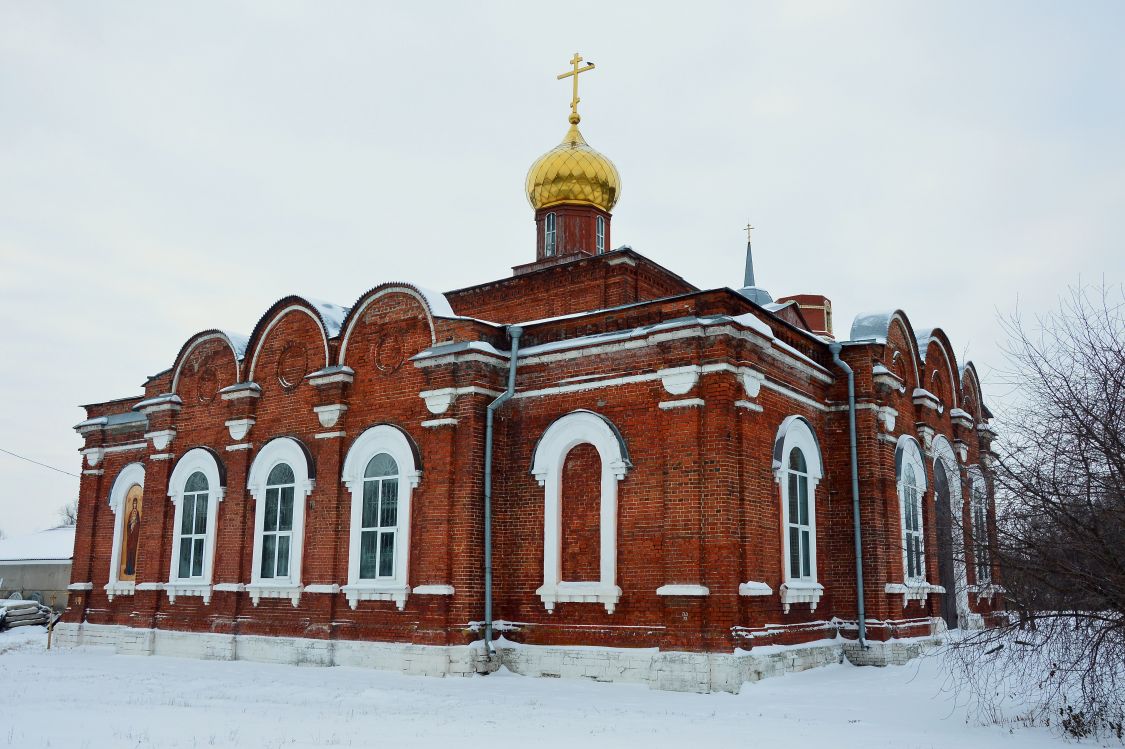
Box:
536 581 621 615
655 584 709 597
342 583 409 611
885 581 945 608
967 583 1004 602
67 582 93 592
304 583 340 595
165 582 213 605
779 580 824 613
738 581 773 596
245 583 302 607
104 581 135 601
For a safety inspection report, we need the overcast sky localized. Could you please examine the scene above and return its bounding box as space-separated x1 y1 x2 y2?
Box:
1 2 1122 536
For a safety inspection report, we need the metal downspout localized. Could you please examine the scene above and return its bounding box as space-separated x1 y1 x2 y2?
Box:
830 342 868 648
483 325 523 658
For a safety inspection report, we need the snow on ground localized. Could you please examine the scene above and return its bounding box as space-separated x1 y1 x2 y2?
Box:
0 628 1079 749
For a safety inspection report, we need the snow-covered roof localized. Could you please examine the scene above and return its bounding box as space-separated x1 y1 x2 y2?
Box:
914 328 936 361
411 285 457 319
303 298 351 338
0 526 75 563
221 331 251 360
848 310 899 343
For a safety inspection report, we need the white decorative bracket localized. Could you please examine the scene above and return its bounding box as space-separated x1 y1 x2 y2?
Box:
145 429 176 451
313 404 347 428
779 581 824 613
885 581 945 608
916 423 936 451
82 448 104 467
225 418 255 441
658 366 700 396
740 367 765 399
877 406 898 433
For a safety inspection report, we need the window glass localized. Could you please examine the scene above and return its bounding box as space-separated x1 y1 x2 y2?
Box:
359 456 401 581
545 213 557 256
260 462 295 580
901 462 925 580
785 446 814 581
365 453 398 478
185 471 208 493
268 462 295 486
596 215 605 254
178 475 210 580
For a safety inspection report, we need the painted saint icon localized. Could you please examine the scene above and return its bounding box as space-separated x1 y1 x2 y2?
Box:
120 484 143 580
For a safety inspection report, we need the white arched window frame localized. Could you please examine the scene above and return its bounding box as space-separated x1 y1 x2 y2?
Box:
341 425 421 610
167 448 225 604
246 438 315 607
969 468 992 588
544 212 557 256
105 462 145 601
932 436 969 623
895 436 928 584
595 215 605 254
532 410 631 614
772 416 825 612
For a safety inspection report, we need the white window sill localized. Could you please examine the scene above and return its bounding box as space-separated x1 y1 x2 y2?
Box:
967 583 1004 601
246 583 302 607
412 584 455 596
165 581 213 604
304 583 341 595
104 581 135 601
536 582 621 614
342 583 409 610
885 581 944 607
738 581 774 596
655 584 710 597
67 582 93 592
780 580 824 613
213 582 246 593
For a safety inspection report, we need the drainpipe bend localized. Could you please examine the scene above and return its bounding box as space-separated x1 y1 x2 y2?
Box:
483 325 523 658
830 342 868 648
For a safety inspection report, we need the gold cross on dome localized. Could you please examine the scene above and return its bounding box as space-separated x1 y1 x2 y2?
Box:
557 52 596 123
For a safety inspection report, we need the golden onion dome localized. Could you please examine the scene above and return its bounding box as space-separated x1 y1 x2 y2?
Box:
525 118 621 213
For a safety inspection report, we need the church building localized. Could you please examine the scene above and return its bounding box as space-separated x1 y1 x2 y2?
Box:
59 55 1003 692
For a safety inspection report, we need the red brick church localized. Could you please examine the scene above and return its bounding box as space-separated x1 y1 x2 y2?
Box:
60 55 1003 692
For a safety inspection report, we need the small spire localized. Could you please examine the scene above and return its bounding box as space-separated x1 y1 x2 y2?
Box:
743 222 756 288
557 52 596 126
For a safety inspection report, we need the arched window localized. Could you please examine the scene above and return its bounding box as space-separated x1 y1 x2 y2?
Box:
179 472 210 579
971 473 991 586
532 410 631 614
786 448 812 580
360 453 399 580
260 463 295 580
247 438 315 606
544 212 557 256
931 436 969 627
341 425 421 610
105 462 145 601
595 215 605 254
167 448 225 604
895 436 928 583
772 416 824 612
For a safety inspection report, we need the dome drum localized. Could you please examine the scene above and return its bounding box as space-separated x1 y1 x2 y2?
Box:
534 202 612 262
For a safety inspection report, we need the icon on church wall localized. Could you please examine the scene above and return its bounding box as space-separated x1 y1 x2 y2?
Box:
120 484 143 580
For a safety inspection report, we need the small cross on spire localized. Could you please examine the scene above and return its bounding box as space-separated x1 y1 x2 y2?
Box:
557 52 596 125
745 222 754 244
